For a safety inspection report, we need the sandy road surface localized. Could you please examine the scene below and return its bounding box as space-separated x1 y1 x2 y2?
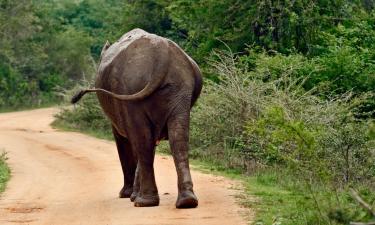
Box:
0 108 249 225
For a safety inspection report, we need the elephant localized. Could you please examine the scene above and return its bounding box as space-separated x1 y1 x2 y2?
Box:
71 28 202 208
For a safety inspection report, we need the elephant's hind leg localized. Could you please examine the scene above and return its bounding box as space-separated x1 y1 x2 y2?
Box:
112 126 137 198
128 125 159 207
130 162 140 202
168 111 198 208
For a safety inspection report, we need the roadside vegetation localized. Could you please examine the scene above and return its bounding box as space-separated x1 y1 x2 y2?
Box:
2 0 375 224
188 50 375 224
0 151 10 194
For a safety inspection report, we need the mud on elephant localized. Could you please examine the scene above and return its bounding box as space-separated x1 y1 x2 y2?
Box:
71 29 202 208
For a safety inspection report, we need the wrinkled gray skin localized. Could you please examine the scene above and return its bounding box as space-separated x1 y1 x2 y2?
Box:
72 29 202 208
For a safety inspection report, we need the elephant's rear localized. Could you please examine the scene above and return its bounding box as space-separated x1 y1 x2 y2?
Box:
95 30 171 126
95 29 201 109
93 29 202 139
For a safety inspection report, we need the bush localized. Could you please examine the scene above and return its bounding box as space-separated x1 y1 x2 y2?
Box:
190 50 375 185
0 151 10 193
53 81 112 138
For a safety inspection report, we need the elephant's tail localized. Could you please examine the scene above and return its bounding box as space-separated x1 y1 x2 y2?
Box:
71 74 165 104
71 89 90 104
71 71 167 103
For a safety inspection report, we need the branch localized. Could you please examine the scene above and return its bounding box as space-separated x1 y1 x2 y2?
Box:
350 188 375 225
350 222 375 225
350 188 375 218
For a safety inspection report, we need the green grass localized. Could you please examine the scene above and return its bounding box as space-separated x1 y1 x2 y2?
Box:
0 152 10 194
175 156 374 225
160 142 320 224
185 159 375 225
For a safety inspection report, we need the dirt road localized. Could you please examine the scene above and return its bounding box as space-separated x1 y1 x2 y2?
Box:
0 108 249 225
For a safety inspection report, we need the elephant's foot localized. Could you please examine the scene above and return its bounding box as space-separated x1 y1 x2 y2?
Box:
176 190 198 208
119 186 133 198
130 191 138 202
134 194 160 207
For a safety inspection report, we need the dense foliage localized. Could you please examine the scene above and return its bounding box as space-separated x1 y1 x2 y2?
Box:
0 0 124 108
1 0 374 109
